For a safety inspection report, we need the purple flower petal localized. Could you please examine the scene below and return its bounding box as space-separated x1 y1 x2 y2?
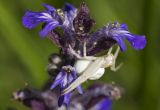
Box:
112 35 126 51
68 74 74 83
50 72 64 89
22 11 54 29
64 3 76 13
42 4 56 12
91 98 112 110
39 20 59 37
58 92 72 107
61 73 68 87
63 3 77 26
22 11 40 29
76 86 83 94
64 92 72 106
58 95 65 107
70 68 77 79
124 34 146 50
119 23 128 30
64 3 77 19
70 68 83 94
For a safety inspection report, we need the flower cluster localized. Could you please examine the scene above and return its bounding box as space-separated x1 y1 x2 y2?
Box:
13 2 147 110
13 83 122 110
23 3 146 56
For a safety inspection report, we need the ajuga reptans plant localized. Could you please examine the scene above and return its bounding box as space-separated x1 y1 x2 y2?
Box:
13 2 146 110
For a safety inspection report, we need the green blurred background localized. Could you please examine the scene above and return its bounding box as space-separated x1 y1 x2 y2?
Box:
0 0 160 110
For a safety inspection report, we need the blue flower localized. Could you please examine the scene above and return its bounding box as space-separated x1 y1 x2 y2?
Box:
22 3 77 37
105 22 146 51
50 65 83 107
89 22 146 52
